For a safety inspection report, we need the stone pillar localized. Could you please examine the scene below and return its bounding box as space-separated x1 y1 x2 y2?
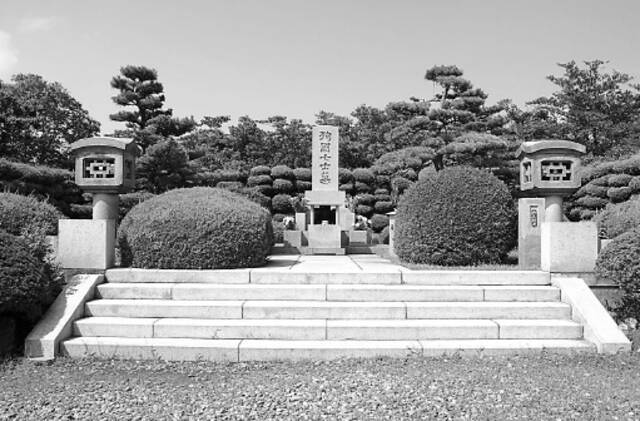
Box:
387 211 397 257
545 195 563 223
92 193 119 220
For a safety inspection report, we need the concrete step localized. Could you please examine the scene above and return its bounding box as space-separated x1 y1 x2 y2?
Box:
96 283 560 302
61 337 596 361
243 301 407 319
105 268 250 284
402 271 550 285
495 319 583 339
73 317 583 341
85 300 243 319
406 302 571 319
97 283 327 301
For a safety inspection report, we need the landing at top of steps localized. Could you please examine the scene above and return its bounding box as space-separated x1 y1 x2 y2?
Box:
106 255 549 285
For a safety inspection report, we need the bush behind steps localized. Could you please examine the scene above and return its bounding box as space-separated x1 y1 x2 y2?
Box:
118 187 273 269
0 192 64 235
395 166 516 266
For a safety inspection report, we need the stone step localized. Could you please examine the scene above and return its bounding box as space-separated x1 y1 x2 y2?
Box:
73 317 583 341
85 300 571 320
402 271 550 285
61 337 595 361
85 300 243 319
405 302 571 319
96 283 560 302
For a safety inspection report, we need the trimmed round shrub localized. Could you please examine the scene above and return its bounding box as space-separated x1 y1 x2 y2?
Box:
607 174 633 187
576 195 609 209
293 168 312 182
391 177 413 195
118 188 272 269
355 204 374 218
213 169 246 183
271 194 294 214
380 226 390 245
374 200 394 214
594 198 640 238
295 180 312 193
216 181 244 190
374 188 389 196
370 214 389 233
250 165 272 176
584 184 610 198
629 176 640 193
247 175 273 187
254 184 275 197
272 213 287 223
355 194 376 206
0 231 62 320
119 192 155 221
227 187 272 210
272 178 295 194
0 192 64 235
375 175 391 189
339 168 353 184
375 194 392 203
271 165 294 180
595 228 640 319
396 166 516 266
355 181 372 193
339 183 354 193
353 168 375 184
607 186 633 203
568 208 596 221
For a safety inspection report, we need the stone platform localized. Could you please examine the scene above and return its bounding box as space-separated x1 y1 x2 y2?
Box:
26 255 629 361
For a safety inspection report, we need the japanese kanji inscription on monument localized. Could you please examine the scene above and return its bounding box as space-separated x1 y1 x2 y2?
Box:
311 125 339 191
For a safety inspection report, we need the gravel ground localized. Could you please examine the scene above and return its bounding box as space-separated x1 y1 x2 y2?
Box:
1 353 639 420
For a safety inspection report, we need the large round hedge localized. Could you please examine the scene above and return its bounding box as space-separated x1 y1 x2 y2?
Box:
118 188 273 269
0 192 64 235
594 197 640 239
595 228 640 319
395 166 516 266
0 231 60 320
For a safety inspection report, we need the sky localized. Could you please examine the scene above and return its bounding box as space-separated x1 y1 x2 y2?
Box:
1 0 640 134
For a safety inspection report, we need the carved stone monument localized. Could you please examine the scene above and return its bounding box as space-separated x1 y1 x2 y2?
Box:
304 125 346 254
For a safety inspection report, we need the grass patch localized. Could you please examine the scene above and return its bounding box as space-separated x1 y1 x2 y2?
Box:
1 354 639 419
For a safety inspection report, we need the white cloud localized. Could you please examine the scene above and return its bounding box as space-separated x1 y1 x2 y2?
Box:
0 31 18 79
19 17 57 33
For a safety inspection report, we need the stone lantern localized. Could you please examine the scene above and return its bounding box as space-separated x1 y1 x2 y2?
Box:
517 140 586 222
516 140 596 272
57 137 139 270
69 137 139 219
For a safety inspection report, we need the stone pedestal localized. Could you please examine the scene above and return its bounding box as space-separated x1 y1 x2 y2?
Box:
283 230 303 248
58 219 115 269
541 222 598 272
518 198 546 269
339 209 355 231
387 211 397 257
308 224 341 249
295 212 307 231
349 230 371 245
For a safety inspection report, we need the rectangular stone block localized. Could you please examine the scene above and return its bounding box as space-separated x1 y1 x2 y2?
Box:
339 209 355 231
541 222 598 272
283 230 303 248
308 224 341 249
518 198 546 269
349 230 371 245
58 219 115 269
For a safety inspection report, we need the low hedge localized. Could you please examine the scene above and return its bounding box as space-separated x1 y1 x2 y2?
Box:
0 193 64 235
396 166 516 266
355 181 372 193
271 165 294 180
247 175 273 187
353 168 375 184
339 168 353 184
355 204 374 218
607 187 633 203
595 228 640 320
118 187 272 269
250 165 272 176
295 180 312 193
355 194 376 206
370 214 389 233
374 201 394 214
272 179 294 194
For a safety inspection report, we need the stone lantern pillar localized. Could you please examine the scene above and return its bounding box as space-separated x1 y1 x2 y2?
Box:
57 137 139 270
386 210 397 257
517 140 597 272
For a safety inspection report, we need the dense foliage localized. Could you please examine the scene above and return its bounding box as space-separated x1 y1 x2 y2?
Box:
395 167 516 265
595 228 640 320
0 74 100 167
593 198 640 239
118 188 273 269
0 231 62 321
0 193 64 235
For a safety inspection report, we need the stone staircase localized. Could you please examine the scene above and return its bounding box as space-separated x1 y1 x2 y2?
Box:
61 256 596 360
